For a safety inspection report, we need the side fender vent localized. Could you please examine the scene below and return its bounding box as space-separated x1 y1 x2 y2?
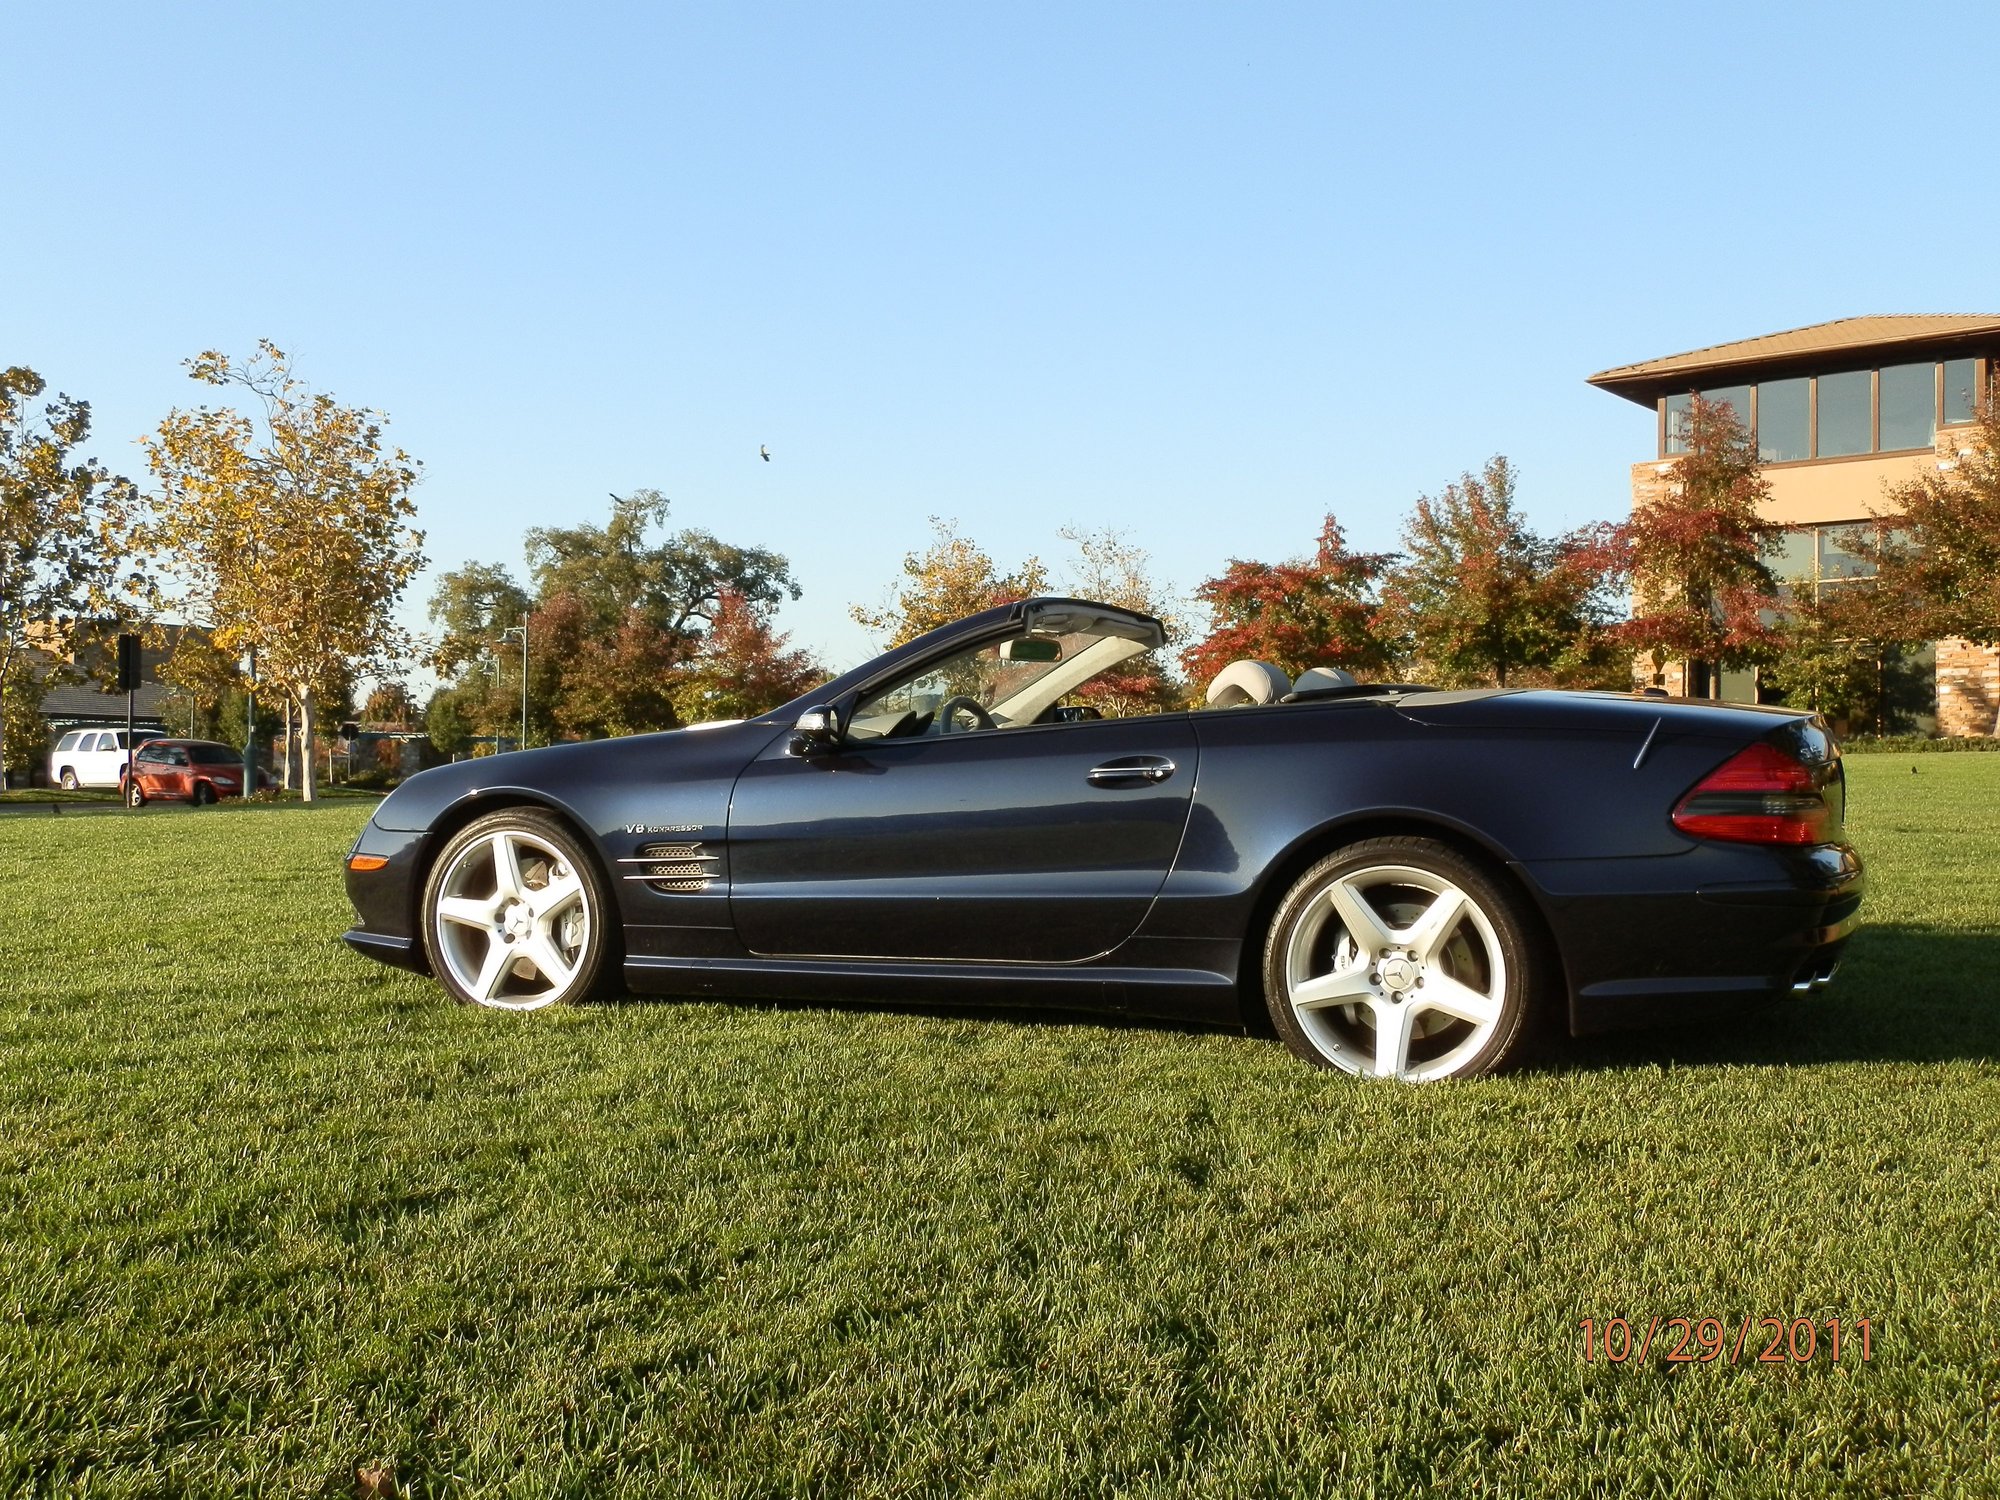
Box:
621 842 719 894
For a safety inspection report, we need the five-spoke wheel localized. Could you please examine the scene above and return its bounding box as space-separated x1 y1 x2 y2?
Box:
1263 838 1533 1080
421 810 613 1010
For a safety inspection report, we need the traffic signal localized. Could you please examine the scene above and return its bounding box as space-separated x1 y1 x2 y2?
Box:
115 633 142 692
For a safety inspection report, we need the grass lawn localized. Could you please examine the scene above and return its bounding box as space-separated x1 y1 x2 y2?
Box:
0 787 119 806
1 758 1996 1496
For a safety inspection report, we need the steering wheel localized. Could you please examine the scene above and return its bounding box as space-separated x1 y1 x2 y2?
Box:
935 695 997 734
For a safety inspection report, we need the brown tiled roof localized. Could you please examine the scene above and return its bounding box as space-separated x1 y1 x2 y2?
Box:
1589 316 2000 405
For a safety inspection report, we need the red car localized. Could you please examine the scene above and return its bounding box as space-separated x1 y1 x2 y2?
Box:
122 740 264 806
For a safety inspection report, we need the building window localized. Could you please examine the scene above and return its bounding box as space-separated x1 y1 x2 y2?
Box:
1658 356 1987 460
1765 527 1817 588
1663 392 1691 454
1814 371 1872 457
1757 377 1810 462
1879 362 1936 451
1943 358 1979 425
1816 526 1878 582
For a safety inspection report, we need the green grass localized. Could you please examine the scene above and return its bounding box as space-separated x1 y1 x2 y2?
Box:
0 787 118 805
1 761 1996 1496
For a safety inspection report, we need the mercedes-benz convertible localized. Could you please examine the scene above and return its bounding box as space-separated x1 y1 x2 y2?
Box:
342 597 1863 1080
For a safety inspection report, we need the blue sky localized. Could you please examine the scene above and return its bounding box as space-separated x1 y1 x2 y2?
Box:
11 2 1997 679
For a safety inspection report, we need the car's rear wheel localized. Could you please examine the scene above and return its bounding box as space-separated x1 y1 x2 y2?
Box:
59 769 79 791
125 780 145 808
421 810 615 1011
1262 837 1533 1080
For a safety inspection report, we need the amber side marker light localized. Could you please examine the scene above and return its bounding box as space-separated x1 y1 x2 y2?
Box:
1672 741 1832 846
347 854 389 872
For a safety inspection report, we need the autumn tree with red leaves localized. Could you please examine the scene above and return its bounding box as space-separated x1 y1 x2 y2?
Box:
1869 392 2000 648
1180 515 1397 686
1378 456 1624 688
1619 393 1782 695
672 589 823 723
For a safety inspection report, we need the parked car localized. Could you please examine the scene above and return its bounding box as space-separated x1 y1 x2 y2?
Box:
122 740 262 806
48 728 160 790
341 597 1864 1080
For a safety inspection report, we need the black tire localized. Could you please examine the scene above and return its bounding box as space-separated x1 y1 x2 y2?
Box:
125 780 146 808
193 783 217 807
420 808 618 1010
59 769 79 791
1261 836 1535 1080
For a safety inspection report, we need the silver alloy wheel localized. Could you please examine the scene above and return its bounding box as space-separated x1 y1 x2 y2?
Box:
1281 862 1508 1081
430 828 593 1010
60 769 79 790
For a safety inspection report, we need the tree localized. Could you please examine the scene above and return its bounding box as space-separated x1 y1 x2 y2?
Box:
0 366 140 781
143 342 425 802
1619 393 1782 695
534 592 689 741
363 681 416 726
427 561 531 676
1379 457 1623 688
1870 394 2000 649
525 490 798 637
671 589 824 723
1056 526 1187 715
154 625 246 742
850 517 1050 647
1181 514 1398 686
425 689 474 758
1761 583 1893 731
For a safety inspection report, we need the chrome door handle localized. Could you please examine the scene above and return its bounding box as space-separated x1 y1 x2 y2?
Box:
1087 756 1176 787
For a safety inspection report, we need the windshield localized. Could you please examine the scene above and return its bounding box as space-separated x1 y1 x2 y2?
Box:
848 623 1171 739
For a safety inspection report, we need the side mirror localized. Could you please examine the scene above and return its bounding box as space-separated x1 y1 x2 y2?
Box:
788 705 841 756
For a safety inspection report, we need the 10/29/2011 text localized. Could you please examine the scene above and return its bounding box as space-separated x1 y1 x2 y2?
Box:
1579 1317 1874 1365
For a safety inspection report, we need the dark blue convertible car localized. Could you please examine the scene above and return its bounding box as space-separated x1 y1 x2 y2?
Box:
343 597 1862 1080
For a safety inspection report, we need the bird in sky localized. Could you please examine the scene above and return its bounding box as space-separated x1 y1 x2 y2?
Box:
759 444 771 462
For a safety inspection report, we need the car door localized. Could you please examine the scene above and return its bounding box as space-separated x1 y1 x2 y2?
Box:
79 733 115 786
141 746 188 799
727 714 1199 963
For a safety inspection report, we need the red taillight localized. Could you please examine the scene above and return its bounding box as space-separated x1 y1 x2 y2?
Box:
1672 741 1832 846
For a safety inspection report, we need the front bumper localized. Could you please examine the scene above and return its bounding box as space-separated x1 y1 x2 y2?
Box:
340 821 431 975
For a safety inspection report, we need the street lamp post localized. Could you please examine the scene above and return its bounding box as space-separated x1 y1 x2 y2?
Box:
501 618 529 750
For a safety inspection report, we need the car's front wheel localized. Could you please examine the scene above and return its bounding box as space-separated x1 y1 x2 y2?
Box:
125 780 145 808
420 810 615 1011
1262 837 1535 1080
192 783 217 807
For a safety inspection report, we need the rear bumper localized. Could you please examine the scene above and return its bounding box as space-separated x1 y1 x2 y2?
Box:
1519 843 1865 1036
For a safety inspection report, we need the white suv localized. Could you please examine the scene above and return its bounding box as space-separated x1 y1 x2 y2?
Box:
48 729 159 790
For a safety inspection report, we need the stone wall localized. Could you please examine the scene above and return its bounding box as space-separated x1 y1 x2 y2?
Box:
1937 638 2000 737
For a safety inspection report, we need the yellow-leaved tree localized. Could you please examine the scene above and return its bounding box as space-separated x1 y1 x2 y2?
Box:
143 342 425 802
849 517 1050 648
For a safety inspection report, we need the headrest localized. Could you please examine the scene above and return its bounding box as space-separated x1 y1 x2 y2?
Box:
1205 660 1292 708
1292 666 1358 695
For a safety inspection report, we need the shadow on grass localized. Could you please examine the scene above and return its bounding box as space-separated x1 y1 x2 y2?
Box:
631 923 2000 1074
1549 923 2000 1073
